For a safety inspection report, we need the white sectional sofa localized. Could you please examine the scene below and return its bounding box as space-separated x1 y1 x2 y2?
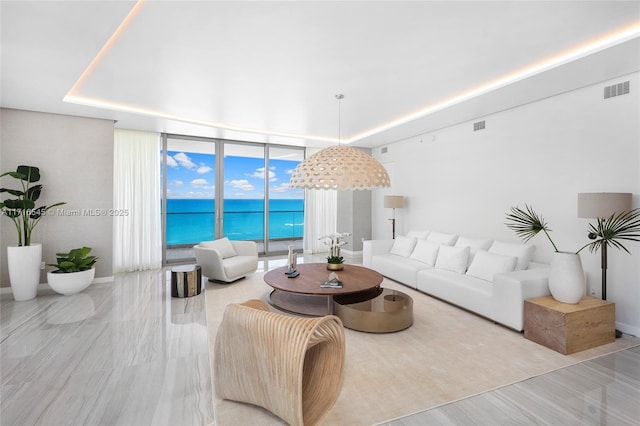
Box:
363 230 551 331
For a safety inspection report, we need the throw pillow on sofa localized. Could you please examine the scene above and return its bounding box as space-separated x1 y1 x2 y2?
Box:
390 235 417 257
406 230 430 239
427 231 459 246
466 250 518 282
455 236 494 266
488 241 535 270
434 245 470 274
409 239 440 266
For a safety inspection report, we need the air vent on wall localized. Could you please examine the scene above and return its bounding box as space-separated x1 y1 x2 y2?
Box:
473 120 486 131
604 81 630 99
381 147 388 154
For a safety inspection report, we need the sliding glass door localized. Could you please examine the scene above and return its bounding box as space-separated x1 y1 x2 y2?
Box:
266 146 304 253
222 143 266 243
163 135 217 263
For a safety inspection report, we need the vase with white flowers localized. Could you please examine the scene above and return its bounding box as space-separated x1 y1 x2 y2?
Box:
319 232 352 270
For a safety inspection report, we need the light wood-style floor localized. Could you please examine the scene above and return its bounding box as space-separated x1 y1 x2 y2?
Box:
1 254 638 425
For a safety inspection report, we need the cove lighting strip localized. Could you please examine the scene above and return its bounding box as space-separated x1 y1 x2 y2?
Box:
64 0 640 144
347 20 640 144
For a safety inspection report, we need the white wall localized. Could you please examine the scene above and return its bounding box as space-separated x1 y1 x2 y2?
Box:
1 109 114 286
372 73 640 336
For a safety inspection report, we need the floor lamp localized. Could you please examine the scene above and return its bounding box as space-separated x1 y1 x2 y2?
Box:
384 195 405 239
578 192 632 338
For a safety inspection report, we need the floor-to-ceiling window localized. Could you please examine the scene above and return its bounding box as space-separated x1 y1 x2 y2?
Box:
163 135 217 263
222 142 266 244
266 146 304 253
162 134 304 263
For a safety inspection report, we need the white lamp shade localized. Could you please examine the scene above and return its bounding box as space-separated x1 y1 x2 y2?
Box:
384 195 405 209
577 192 632 218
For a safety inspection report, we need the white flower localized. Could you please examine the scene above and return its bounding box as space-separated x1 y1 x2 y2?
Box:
319 232 352 258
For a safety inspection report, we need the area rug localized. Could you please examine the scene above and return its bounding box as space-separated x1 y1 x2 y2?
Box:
204 271 639 425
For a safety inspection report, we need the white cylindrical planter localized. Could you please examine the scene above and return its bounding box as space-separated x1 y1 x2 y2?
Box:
548 251 585 304
7 244 42 301
47 268 95 296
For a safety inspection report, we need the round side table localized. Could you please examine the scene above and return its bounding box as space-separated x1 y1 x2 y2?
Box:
333 288 413 333
171 265 202 298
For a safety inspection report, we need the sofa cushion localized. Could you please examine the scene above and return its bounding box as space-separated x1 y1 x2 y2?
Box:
417 268 493 318
201 237 237 259
406 230 430 239
427 231 458 246
409 239 440 266
434 245 470 274
455 236 494 266
371 253 431 288
488 241 535 270
389 235 417 257
466 250 517 282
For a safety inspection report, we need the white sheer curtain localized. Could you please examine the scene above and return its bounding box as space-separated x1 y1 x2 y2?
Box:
113 129 162 272
302 148 337 254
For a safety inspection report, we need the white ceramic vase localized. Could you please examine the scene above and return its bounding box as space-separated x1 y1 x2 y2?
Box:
548 251 585 304
47 268 95 296
7 244 42 301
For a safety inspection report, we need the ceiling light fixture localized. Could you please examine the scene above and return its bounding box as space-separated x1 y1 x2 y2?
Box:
289 94 391 190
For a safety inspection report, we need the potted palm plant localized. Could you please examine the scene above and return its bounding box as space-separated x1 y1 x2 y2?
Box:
47 247 98 295
1 165 65 300
505 205 640 303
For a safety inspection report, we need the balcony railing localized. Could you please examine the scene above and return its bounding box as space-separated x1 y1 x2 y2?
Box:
166 209 303 247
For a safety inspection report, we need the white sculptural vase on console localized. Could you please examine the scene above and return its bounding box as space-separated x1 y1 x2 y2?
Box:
548 251 585 304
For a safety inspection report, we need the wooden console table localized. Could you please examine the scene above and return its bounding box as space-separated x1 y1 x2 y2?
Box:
524 296 615 355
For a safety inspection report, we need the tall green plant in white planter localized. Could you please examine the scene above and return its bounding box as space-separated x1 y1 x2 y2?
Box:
1 165 65 301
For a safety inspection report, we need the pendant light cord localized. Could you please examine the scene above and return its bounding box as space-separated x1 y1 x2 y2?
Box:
336 94 344 146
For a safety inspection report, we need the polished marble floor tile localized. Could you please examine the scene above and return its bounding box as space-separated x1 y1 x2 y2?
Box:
386 346 640 426
1 269 214 426
3 258 638 426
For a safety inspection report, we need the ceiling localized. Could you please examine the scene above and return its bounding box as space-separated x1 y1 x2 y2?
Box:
2 1 639 149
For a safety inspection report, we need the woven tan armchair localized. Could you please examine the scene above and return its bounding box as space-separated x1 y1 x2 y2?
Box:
214 299 346 426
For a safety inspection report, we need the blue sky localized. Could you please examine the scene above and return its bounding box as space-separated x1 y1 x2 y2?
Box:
165 151 303 200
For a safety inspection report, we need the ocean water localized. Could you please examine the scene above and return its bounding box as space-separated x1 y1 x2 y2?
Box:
166 199 303 245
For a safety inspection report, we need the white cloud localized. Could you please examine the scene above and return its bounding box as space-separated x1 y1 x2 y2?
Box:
167 156 178 168
286 168 295 175
250 167 277 182
226 179 254 191
173 152 196 169
197 163 212 174
271 182 293 193
191 178 214 190
169 179 183 187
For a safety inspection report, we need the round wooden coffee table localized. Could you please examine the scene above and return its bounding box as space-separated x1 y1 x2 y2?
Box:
264 263 383 316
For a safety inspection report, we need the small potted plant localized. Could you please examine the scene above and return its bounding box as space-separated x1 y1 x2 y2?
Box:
47 247 98 295
319 232 352 270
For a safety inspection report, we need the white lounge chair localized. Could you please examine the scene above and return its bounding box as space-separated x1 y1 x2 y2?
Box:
193 238 258 283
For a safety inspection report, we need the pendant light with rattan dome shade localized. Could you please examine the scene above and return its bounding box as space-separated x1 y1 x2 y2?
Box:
289 95 391 190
